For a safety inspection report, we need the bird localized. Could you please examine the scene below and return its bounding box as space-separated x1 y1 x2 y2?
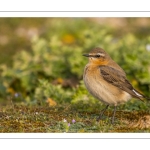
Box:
83 47 150 124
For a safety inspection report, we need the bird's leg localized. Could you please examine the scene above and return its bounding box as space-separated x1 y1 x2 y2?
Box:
97 105 109 121
111 106 117 124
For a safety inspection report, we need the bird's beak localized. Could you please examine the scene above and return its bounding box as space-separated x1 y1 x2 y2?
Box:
83 54 90 57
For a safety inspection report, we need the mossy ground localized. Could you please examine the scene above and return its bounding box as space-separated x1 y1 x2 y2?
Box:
0 103 150 133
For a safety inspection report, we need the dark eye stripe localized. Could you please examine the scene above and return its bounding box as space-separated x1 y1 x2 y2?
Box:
95 55 101 58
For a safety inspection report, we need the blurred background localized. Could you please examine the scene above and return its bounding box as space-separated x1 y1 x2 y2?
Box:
0 18 150 108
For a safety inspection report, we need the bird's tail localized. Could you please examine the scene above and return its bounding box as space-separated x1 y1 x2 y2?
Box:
132 89 150 101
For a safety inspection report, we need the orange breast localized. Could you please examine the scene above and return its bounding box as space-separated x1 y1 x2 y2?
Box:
90 59 109 66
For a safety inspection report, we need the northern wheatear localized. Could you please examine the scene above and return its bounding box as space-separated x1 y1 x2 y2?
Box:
83 47 150 124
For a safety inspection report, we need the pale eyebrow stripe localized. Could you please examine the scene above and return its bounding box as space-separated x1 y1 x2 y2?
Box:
98 53 105 56
89 53 105 57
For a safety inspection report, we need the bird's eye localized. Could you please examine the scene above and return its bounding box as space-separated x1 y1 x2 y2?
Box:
96 54 101 58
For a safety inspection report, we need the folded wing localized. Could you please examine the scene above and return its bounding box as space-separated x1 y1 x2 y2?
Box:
100 66 149 100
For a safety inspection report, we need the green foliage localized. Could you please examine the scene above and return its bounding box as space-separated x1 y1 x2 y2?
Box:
34 79 73 104
0 19 150 104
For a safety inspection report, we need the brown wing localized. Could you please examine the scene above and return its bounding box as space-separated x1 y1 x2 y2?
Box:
100 66 145 100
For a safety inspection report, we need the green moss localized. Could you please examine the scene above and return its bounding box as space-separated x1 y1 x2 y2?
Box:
0 104 150 133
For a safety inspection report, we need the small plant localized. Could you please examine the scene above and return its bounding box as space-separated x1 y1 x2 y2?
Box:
34 79 73 104
58 118 76 132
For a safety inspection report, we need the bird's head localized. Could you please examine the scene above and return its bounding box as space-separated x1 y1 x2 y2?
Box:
83 47 111 65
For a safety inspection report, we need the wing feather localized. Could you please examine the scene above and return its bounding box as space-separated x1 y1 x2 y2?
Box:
100 66 145 100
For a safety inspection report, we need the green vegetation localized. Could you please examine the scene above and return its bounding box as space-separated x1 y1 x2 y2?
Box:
0 18 150 132
1 103 150 132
